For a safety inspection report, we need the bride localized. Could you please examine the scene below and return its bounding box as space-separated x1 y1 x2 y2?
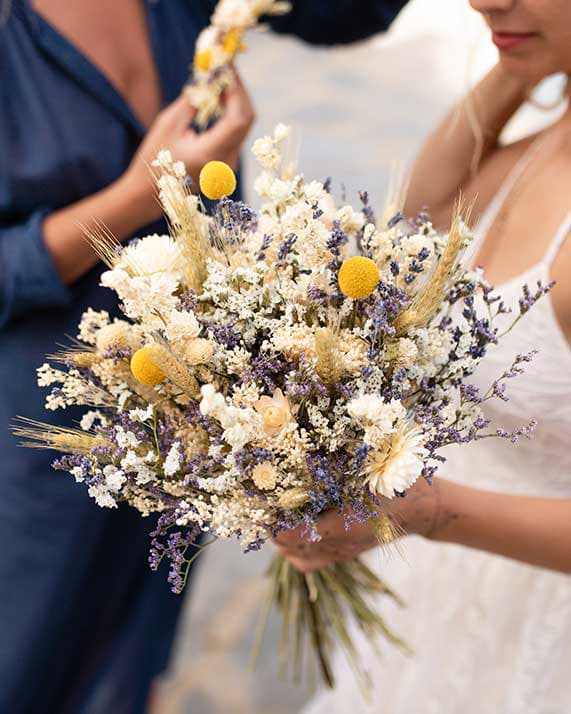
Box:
276 1 571 711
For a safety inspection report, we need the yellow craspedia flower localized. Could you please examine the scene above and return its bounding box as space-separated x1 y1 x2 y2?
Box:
199 161 237 200
222 29 245 56
194 49 212 73
338 256 380 299
130 346 165 386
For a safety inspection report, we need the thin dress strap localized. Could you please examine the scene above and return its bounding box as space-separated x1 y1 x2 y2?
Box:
544 208 571 267
471 135 550 256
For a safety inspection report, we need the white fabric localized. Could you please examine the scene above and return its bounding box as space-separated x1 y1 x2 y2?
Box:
303 159 571 714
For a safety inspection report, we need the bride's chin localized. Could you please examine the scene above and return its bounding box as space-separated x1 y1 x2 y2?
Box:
498 54 568 86
500 53 563 86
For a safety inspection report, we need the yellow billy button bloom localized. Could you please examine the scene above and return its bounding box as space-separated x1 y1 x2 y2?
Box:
199 161 237 200
194 49 212 73
222 29 245 56
338 256 380 299
130 346 165 386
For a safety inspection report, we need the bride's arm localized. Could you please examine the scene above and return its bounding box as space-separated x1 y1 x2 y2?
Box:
274 478 571 575
404 64 528 226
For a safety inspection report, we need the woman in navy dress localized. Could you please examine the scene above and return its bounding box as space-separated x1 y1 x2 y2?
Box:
0 1 407 711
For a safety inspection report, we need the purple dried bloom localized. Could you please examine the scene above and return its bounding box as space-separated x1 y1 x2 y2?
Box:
518 280 555 315
359 191 376 226
387 211 404 229
178 290 198 312
277 234 297 263
460 383 481 403
203 320 241 349
257 233 273 261
327 221 349 257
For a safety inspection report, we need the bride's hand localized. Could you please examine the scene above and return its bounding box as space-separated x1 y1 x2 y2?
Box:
274 478 440 573
274 510 378 574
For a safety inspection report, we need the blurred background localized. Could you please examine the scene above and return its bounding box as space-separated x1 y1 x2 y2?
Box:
155 2 562 712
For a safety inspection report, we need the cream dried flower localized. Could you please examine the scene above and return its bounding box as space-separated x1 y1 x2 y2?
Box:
278 487 310 510
252 462 278 490
364 424 425 498
254 388 293 436
184 338 215 365
96 321 140 354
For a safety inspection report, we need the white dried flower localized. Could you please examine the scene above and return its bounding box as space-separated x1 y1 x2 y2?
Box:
251 462 278 490
364 424 425 498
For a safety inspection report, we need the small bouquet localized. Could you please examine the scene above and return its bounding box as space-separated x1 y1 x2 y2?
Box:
187 0 291 127
17 126 546 688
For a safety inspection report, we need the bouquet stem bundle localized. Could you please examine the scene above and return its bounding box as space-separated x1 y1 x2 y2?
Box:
255 555 410 690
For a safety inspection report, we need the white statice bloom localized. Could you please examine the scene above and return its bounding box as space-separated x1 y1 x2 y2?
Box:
304 180 327 205
164 442 183 477
200 384 227 419
80 410 103 431
164 308 201 347
338 333 369 376
37 363 63 388
151 150 185 178
395 338 419 368
368 227 395 268
399 233 435 258
364 424 426 499
268 178 296 202
128 405 154 423
77 309 110 345
411 327 455 379
231 382 260 408
253 171 274 199
252 136 280 171
220 405 261 449
121 450 155 485
317 191 337 230
273 122 290 142
195 26 219 52
271 323 316 361
221 347 251 376
347 395 406 433
307 404 335 447
195 473 233 495
108 382 132 412
212 0 289 31
114 426 141 450
88 482 118 509
103 465 126 492
101 268 181 323
201 388 261 447
336 205 365 234
121 235 185 277
70 466 86 483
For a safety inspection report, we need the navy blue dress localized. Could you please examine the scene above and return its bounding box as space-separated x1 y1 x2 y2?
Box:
0 1 406 712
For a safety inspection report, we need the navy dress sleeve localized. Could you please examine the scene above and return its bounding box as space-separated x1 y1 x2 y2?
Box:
0 212 71 327
0 3 209 713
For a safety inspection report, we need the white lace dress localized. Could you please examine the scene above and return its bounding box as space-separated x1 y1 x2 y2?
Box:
303 185 571 713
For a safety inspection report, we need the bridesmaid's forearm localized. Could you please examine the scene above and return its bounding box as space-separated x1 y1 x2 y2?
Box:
43 171 161 285
429 479 571 574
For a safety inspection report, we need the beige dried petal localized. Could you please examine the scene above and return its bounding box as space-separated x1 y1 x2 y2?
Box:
184 338 214 365
278 487 310 510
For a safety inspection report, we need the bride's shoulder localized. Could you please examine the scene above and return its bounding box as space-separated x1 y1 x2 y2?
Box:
464 133 543 223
